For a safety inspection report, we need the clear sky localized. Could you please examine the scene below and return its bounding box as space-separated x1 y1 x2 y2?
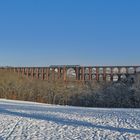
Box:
0 0 140 66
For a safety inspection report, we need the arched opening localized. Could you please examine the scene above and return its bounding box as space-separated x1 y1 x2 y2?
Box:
26 68 31 78
136 67 140 73
49 68 54 80
120 74 127 81
92 68 96 74
55 68 58 73
120 67 127 74
128 75 135 83
113 75 119 82
99 68 103 74
113 68 119 74
85 68 89 74
99 74 103 81
85 74 89 80
54 68 58 80
67 68 76 80
106 68 111 74
106 75 111 81
92 74 96 80
128 67 135 74
43 68 48 80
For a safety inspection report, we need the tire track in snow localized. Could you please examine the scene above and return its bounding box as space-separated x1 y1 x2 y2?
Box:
4 117 23 140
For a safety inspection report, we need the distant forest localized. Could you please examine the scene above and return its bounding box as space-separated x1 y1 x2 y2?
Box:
0 71 140 108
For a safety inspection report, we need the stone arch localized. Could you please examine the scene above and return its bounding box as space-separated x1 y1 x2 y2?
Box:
54 68 59 80
106 74 111 81
60 68 63 74
38 68 42 73
33 68 36 73
85 68 89 74
128 67 135 74
128 75 135 83
67 68 76 79
49 68 55 80
99 68 103 74
92 68 96 74
113 68 119 74
99 74 103 81
136 67 140 73
106 68 111 74
79 68 82 73
92 74 96 80
85 74 89 80
113 75 119 82
120 67 127 74
120 74 127 80
55 68 58 73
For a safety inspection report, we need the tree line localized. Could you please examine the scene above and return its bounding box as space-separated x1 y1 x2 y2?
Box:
0 71 140 108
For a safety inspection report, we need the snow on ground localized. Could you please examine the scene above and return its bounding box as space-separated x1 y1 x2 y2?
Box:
0 99 140 140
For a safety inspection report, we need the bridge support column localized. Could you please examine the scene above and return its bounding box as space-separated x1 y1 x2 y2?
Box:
22 68 25 78
14 68 16 73
27 68 29 79
52 68 55 81
36 68 39 79
118 67 121 81
96 67 99 81
58 67 61 80
76 66 79 81
81 67 85 81
18 68 20 77
63 66 66 81
31 68 34 80
110 67 113 81
134 67 137 74
42 68 44 80
46 68 49 81
89 67 92 80
103 68 106 81
126 67 128 74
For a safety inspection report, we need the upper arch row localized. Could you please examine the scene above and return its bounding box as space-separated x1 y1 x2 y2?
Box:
83 67 140 74
12 66 140 73
50 66 140 74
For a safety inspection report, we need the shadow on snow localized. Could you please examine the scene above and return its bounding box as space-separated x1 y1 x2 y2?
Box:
0 108 140 135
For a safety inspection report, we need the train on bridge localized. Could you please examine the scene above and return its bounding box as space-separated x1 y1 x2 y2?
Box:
1 65 140 82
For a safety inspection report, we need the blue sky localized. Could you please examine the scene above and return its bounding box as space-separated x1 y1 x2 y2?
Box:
0 0 140 66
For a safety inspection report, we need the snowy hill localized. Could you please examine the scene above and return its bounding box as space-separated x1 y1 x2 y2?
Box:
0 99 140 140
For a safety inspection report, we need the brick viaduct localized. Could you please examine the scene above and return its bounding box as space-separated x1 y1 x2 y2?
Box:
1 65 140 82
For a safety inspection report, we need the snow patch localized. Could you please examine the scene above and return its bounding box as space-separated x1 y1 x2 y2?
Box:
0 99 140 140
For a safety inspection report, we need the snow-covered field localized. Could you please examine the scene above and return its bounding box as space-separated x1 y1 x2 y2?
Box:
0 99 140 140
